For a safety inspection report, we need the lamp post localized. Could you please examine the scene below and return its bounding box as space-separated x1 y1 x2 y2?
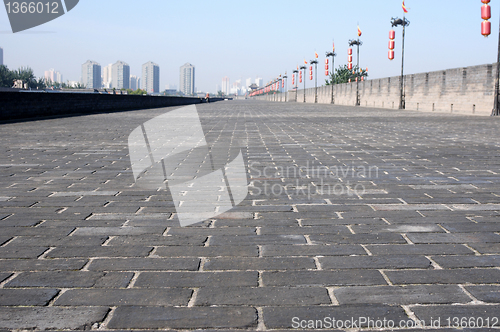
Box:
299 65 306 102
310 59 318 103
326 50 336 104
283 73 287 102
292 69 299 102
482 0 500 115
348 39 362 106
390 17 410 109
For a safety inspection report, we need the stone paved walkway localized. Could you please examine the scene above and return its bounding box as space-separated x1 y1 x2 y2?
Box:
0 101 500 331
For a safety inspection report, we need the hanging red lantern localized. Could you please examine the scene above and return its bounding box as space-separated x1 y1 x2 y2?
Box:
388 50 395 60
282 80 284 88
355 77 358 82
309 66 312 70
482 20 491 36
348 48 352 55
389 29 395 40
348 55 353 63
482 3 491 20
389 40 395 50
482 0 490 3
325 70 329 76
348 62 353 70
348 78 351 83
309 75 313 80
325 59 329 64
299 78 302 83
361 76 364 81
325 64 329 70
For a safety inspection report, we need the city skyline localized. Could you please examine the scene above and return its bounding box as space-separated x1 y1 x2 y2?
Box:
179 63 195 96
0 1 499 93
142 61 160 94
81 60 101 89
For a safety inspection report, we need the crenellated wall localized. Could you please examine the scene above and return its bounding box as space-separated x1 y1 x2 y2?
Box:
254 63 497 116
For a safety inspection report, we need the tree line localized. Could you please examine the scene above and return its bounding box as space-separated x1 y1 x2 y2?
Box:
0 65 86 89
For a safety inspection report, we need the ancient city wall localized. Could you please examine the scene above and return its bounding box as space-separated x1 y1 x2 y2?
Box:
256 63 496 116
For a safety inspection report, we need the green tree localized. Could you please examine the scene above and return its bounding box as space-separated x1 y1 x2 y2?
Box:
325 64 368 85
0 65 15 88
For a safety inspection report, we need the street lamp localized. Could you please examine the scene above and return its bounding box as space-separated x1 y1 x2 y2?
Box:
310 59 318 103
292 69 298 102
482 1 500 115
390 16 410 109
348 39 362 106
283 73 287 102
326 49 336 104
299 65 306 102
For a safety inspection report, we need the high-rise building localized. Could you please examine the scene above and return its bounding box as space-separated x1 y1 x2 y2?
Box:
81 60 101 89
179 63 195 96
142 61 160 94
102 64 112 88
137 78 141 90
112 61 130 90
130 75 138 90
255 77 263 88
0 47 3 66
246 78 252 90
222 76 230 95
44 69 63 84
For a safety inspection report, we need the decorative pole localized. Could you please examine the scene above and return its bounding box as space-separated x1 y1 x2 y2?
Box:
348 39 362 106
292 68 299 102
300 63 307 102
283 72 287 102
390 2 410 109
326 42 336 104
482 0 500 115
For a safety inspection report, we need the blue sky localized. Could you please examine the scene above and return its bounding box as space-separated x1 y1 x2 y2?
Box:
1 0 498 92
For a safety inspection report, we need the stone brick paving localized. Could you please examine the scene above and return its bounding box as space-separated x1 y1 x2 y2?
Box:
0 101 500 330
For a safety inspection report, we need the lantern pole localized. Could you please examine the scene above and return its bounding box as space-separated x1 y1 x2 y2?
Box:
349 39 362 106
300 65 306 102
283 73 287 102
326 51 336 104
492 9 500 115
293 69 299 102
310 59 318 103
391 17 410 109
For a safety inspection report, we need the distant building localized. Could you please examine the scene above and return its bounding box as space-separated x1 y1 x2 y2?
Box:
142 61 160 94
255 77 263 88
81 60 101 89
137 78 141 90
222 76 230 95
0 47 3 66
112 61 130 90
130 75 138 90
44 69 63 84
102 64 112 88
246 78 252 90
179 63 195 95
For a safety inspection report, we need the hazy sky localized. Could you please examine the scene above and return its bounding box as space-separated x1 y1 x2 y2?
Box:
1 0 498 93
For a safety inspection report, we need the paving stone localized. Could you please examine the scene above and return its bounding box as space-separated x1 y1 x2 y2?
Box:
465 285 500 303
334 285 470 305
107 235 207 246
209 234 306 246
261 244 366 256
386 269 500 284
0 306 109 330
107 306 257 329
0 289 59 306
204 257 315 270
259 226 351 235
88 258 200 271
468 243 500 254
263 305 409 329
7 236 107 247
440 222 500 233
5 271 104 288
310 233 407 245
46 246 153 258
0 237 10 246
154 245 258 257
0 274 11 283
196 286 330 306
366 244 474 255
351 224 444 233
0 227 75 237
407 232 500 243
72 226 166 236
135 271 258 287
301 217 387 226
319 255 431 269
93 272 134 288
0 258 87 271
431 255 500 268
0 246 48 259
412 305 500 328
55 288 192 306
167 227 256 236
262 270 387 286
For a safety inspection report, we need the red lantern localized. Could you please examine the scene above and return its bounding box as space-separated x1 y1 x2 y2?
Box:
325 59 329 64
348 63 353 70
348 78 351 83
325 64 329 70
355 77 358 82
325 70 329 76
388 50 395 60
482 0 490 3
309 75 313 80
482 20 491 36
361 76 364 81
389 29 395 40
309 66 312 70
348 55 353 62
482 4 491 20
389 40 395 50
348 48 353 55
282 80 284 88
299 78 302 83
